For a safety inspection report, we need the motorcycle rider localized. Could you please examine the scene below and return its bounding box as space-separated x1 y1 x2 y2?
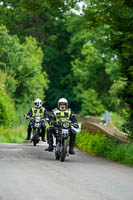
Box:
45 98 78 154
26 98 49 142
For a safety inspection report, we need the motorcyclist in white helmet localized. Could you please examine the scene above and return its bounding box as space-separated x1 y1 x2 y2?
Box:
25 98 49 141
45 98 78 154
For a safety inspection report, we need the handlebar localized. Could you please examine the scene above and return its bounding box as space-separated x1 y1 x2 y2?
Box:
24 114 48 123
51 120 77 128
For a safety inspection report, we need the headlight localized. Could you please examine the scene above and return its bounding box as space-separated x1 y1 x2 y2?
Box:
62 121 70 128
35 117 41 122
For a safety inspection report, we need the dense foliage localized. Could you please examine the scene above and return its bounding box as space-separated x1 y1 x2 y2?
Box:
0 0 132 134
0 25 49 106
76 131 133 166
0 25 49 127
0 70 17 126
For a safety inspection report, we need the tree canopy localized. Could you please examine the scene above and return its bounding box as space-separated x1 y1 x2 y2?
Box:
0 0 133 133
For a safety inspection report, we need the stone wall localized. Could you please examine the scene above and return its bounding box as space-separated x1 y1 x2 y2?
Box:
81 122 129 144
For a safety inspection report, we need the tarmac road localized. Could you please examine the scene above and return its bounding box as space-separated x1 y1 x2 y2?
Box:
0 142 133 200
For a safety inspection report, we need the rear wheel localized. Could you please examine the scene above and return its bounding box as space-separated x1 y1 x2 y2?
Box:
33 141 36 146
60 139 68 162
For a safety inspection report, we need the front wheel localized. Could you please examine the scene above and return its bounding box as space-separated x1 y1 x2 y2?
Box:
55 151 60 160
33 128 39 146
60 139 68 162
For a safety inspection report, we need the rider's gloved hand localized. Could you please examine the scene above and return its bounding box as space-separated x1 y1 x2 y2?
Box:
26 115 30 120
44 118 49 123
74 123 79 128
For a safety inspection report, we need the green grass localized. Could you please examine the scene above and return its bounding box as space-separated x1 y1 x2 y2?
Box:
0 121 50 143
76 131 133 166
0 125 26 143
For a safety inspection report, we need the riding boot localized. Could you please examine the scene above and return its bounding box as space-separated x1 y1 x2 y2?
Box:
69 131 76 154
45 138 53 151
42 137 46 142
41 126 46 142
45 128 53 151
41 132 46 142
26 125 32 140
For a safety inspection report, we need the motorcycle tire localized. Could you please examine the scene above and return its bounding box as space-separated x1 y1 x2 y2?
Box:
55 151 60 160
33 129 38 146
33 141 36 146
60 139 68 162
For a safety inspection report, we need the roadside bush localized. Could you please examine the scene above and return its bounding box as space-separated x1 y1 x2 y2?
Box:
107 144 127 162
107 144 133 165
124 145 133 165
76 132 109 156
76 131 133 166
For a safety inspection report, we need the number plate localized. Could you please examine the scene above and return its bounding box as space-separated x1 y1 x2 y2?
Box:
34 123 39 128
62 129 69 134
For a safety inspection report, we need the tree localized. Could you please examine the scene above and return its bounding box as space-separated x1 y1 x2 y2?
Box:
67 17 120 113
81 89 105 116
0 0 80 110
0 70 18 126
82 0 133 131
0 25 49 107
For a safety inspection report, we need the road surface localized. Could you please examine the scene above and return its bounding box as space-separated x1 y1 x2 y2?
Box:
0 142 133 200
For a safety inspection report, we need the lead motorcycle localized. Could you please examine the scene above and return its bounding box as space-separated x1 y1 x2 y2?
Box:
54 120 75 162
24 114 47 146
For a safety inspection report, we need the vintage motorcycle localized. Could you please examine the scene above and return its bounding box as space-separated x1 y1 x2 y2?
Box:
24 114 47 146
54 120 75 162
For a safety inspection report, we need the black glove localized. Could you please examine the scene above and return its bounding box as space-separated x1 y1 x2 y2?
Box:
74 124 79 128
26 115 30 120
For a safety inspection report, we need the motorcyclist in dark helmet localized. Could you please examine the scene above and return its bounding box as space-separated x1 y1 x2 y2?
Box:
26 98 49 142
45 98 78 154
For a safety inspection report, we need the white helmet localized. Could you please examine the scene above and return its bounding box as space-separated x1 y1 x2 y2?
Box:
34 98 42 108
58 98 68 110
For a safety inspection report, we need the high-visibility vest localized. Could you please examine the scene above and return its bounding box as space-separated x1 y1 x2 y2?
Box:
54 109 71 122
32 107 45 117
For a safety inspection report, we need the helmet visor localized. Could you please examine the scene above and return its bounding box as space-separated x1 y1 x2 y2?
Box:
59 103 67 111
35 102 41 107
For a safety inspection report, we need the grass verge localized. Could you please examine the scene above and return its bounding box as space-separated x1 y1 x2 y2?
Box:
0 125 26 143
0 121 50 144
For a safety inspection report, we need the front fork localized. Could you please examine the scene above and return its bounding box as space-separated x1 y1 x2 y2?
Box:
55 137 61 151
56 137 69 156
